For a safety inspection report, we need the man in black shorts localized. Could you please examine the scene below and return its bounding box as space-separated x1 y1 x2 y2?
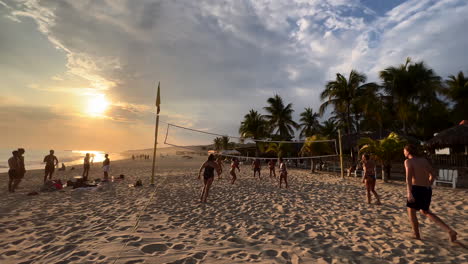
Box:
43 150 59 183
8 151 19 192
404 144 458 243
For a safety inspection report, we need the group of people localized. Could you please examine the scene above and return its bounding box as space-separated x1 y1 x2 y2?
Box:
198 155 289 203
132 154 150 160
7 148 26 192
6 149 112 193
78 153 111 182
197 144 459 244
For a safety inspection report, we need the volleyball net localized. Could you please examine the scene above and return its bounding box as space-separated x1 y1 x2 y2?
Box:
163 123 338 161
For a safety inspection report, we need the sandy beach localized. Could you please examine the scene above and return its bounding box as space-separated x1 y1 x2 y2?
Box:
0 156 467 264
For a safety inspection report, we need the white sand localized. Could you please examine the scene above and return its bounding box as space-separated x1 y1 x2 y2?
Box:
0 156 467 264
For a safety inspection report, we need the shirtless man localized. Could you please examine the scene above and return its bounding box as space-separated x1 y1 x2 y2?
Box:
252 159 261 179
268 159 276 179
102 154 110 181
83 153 91 181
43 150 59 183
404 144 458 242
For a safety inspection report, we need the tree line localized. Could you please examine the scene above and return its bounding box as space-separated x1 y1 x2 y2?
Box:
239 58 467 145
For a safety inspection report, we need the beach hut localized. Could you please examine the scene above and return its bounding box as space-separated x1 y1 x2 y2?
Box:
426 120 468 155
426 120 468 188
219 150 241 156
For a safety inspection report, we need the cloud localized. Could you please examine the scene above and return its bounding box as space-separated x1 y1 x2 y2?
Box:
2 0 468 150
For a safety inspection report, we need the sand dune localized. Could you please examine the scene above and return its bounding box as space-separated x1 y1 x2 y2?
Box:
0 157 466 263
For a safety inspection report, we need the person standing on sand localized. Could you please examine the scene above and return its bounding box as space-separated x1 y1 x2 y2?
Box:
216 156 224 179
198 154 221 203
12 148 26 191
252 158 261 179
279 157 288 188
8 151 19 192
230 158 240 184
404 144 458 243
83 153 91 181
43 150 59 183
268 159 276 179
102 154 110 182
361 154 381 205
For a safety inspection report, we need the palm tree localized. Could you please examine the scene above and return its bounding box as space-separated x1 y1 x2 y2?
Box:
239 109 268 155
379 58 442 134
221 136 231 150
444 71 468 121
300 135 334 173
358 132 406 182
213 137 222 151
299 107 321 138
265 142 291 158
320 70 377 135
264 95 299 140
320 120 338 138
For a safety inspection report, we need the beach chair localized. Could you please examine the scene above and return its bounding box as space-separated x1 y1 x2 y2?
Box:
434 169 458 188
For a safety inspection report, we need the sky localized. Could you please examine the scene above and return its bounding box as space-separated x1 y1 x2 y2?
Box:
1 0 467 152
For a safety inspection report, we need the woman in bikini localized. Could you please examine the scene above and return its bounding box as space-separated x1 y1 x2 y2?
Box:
230 157 240 184
216 156 225 179
198 154 221 203
279 157 288 188
361 154 381 205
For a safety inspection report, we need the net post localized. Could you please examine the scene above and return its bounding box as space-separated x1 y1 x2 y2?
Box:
151 114 159 186
338 129 344 179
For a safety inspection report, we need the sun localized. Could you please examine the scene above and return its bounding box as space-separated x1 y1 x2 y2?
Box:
86 94 109 117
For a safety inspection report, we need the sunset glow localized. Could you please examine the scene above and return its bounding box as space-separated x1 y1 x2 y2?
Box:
86 94 109 117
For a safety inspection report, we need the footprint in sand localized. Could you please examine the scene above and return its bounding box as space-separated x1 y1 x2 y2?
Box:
262 249 278 257
140 243 168 254
172 244 185 250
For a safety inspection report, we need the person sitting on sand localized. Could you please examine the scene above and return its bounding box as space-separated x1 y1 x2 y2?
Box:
83 153 91 181
198 154 221 203
8 151 19 192
361 154 381 205
404 144 458 243
252 158 261 179
279 157 288 188
43 150 59 183
230 158 240 184
102 154 110 182
216 156 224 179
268 159 276 179
58 163 66 171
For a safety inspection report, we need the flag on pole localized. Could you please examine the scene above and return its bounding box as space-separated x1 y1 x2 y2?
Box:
156 82 161 114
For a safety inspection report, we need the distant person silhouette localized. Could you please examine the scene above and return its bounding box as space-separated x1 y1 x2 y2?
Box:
8 151 19 192
102 154 110 181
13 148 26 191
43 150 59 183
83 153 91 181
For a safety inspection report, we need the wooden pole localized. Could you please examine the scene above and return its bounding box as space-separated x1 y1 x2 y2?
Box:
338 129 344 179
151 113 160 186
151 82 161 186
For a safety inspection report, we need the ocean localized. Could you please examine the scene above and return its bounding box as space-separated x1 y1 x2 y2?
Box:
0 149 127 173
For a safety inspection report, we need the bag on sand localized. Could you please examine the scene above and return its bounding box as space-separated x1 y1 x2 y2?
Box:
135 180 143 187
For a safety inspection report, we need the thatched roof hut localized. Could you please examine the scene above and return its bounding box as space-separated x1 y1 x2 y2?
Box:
426 121 468 151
